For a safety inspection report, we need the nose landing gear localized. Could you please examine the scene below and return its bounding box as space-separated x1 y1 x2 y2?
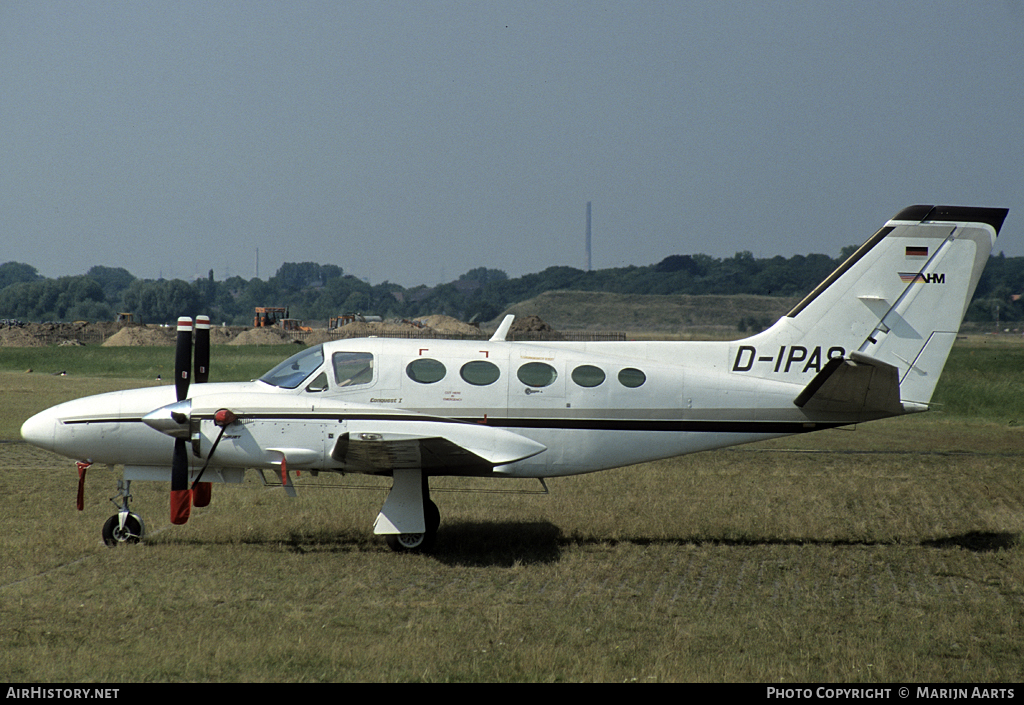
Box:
101 480 146 546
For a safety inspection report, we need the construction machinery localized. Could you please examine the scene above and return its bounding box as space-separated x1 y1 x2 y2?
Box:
254 307 288 328
280 319 313 332
329 313 381 329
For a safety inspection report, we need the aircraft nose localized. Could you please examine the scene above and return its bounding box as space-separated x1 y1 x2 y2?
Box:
21 408 58 452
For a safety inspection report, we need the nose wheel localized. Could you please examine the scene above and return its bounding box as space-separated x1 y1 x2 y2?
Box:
102 513 144 545
101 480 146 546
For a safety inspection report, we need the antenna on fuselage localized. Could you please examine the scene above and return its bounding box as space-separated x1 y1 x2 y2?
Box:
490 314 514 342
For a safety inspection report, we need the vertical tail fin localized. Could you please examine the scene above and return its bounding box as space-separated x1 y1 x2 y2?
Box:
744 205 1007 408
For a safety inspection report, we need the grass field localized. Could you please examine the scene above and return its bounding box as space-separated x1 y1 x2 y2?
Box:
1 340 1022 682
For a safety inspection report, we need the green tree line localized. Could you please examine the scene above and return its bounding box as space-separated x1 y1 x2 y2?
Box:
1 250 1021 326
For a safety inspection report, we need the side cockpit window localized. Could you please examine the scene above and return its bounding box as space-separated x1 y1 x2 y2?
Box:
305 371 329 393
333 352 374 387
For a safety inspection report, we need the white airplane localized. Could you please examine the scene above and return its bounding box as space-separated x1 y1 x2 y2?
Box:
21 205 1008 552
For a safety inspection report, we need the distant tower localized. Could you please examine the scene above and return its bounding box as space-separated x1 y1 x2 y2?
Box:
585 201 592 272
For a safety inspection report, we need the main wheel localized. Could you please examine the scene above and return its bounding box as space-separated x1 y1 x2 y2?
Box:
385 531 433 552
101 513 144 546
385 501 439 553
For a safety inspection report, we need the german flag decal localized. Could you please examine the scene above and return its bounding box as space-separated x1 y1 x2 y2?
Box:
906 246 928 257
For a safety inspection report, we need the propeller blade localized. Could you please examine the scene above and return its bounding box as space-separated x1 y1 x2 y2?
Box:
170 437 192 524
194 315 210 384
192 315 214 505
174 317 193 402
171 317 194 523
170 315 214 520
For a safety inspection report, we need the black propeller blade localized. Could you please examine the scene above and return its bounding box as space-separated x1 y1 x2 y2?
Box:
194 315 210 384
174 317 192 402
170 317 193 525
191 315 213 508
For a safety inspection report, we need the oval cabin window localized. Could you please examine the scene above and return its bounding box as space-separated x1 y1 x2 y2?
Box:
406 358 446 384
571 365 606 388
517 361 557 388
460 360 500 386
617 367 646 388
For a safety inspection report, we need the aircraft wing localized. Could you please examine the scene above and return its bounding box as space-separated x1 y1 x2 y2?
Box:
333 418 547 475
793 352 904 417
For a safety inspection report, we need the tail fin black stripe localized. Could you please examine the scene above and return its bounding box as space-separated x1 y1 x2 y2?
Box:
894 205 1009 233
786 226 894 319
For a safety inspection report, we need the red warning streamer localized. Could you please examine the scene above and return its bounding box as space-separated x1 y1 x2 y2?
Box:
76 461 92 511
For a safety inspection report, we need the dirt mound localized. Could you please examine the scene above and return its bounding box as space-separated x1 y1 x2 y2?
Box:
302 330 336 346
102 325 175 346
326 320 431 340
208 327 237 344
1 321 118 346
228 327 300 346
0 327 48 347
509 315 555 333
415 315 480 335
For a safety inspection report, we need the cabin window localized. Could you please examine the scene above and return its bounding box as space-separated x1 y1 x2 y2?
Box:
407 358 446 384
517 361 557 388
460 360 500 386
617 367 646 388
571 365 606 388
333 352 374 387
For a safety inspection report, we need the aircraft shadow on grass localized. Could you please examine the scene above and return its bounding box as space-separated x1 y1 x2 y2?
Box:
151 523 1018 569
920 531 1018 553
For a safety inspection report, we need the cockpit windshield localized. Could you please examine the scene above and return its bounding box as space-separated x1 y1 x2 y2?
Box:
258 345 325 389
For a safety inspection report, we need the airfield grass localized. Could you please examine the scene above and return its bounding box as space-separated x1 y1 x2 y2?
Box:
1 340 1023 681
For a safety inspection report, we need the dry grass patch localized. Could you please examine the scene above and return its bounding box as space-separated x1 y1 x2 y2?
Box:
3 432 1022 682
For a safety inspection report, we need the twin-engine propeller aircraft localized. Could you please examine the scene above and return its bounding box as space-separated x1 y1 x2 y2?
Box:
21 205 1008 551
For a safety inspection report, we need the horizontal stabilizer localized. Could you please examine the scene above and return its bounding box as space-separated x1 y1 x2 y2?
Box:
793 352 903 417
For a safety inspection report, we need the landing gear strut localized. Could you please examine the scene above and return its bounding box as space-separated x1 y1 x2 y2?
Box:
101 479 145 546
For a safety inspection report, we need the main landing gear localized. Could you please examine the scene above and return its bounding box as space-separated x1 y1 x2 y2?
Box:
101 480 146 546
376 469 441 553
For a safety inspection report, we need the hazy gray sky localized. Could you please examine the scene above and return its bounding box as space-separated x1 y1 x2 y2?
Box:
3 1 1022 287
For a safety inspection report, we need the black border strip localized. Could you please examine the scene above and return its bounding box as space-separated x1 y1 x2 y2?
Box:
67 413 846 436
491 417 844 434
